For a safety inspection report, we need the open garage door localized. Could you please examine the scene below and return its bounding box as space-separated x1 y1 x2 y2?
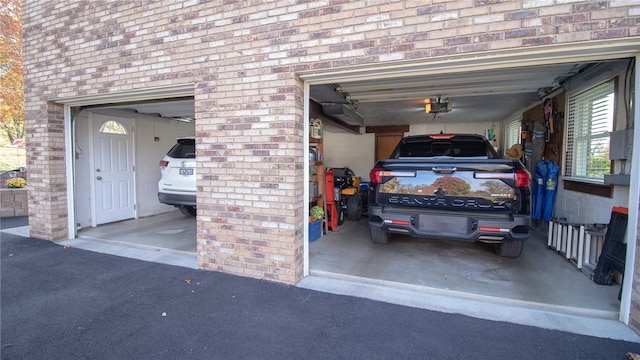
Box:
56 85 197 257
300 42 640 333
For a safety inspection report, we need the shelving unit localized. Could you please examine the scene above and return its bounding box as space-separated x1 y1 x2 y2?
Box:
309 119 325 239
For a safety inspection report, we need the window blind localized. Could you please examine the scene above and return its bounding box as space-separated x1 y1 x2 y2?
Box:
565 80 615 179
504 118 521 150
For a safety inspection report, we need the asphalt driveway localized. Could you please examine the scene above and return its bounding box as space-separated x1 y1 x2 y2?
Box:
2 228 639 359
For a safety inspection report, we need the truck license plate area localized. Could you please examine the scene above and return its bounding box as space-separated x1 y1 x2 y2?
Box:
418 214 469 234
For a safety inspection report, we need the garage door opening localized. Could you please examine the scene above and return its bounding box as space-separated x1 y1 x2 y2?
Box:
302 52 637 328
59 92 197 259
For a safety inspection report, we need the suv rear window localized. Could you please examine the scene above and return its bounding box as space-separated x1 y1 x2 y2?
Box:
167 138 195 159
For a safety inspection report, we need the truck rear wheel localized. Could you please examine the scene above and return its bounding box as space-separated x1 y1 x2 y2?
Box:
495 239 524 258
370 226 389 244
346 195 362 221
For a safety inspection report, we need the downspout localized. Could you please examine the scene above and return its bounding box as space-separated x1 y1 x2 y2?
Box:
620 55 639 325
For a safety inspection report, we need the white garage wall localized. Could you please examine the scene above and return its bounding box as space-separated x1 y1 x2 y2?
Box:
554 183 630 225
323 120 503 183
74 109 194 230
134 113 195 217
74 111 92 229
551 59 633 227
323 131 375 182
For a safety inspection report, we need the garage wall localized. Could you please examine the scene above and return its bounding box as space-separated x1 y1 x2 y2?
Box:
410 122 501 147
74 111 92 229
74 110 194 229
324 121 503 182
134 114 195 217
550 60 632 225
554 184 630 225
324 132 375 182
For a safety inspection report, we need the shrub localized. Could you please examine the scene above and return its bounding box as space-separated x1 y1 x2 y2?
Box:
5 177 27 188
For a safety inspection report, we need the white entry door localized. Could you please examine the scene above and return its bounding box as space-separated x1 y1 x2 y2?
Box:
92 114 136 225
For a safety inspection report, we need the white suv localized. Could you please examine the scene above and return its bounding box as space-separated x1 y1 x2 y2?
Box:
158 137 196 217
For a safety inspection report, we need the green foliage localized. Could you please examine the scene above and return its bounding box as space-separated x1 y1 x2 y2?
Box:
588 156 610 178
0 0 25 143
432 176 471 195
310 206 324 220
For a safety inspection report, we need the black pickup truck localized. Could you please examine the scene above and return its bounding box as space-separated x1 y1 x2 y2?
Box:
368 134 531 257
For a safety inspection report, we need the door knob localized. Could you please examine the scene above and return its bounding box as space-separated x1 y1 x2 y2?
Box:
96 176 102 180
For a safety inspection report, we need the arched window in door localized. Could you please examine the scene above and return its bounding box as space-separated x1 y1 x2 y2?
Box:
99 120 128 135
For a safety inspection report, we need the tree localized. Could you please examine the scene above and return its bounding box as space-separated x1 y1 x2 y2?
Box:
432 176 471 195
0 0 24 143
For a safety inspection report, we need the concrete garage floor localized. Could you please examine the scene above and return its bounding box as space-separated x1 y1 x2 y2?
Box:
309 218 622 316
51 211 637 340
70 211 621 315
65 211 199 269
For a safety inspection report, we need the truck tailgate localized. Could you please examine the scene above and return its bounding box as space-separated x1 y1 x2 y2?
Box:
375 161 520 212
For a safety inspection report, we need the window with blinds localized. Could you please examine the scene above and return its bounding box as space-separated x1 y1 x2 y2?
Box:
504 118 521 150
565 80 615 180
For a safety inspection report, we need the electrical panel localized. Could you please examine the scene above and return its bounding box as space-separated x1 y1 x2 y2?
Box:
609 129 633 160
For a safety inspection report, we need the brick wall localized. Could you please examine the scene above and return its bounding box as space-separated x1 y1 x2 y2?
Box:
22 1 639 286
0 189 28 217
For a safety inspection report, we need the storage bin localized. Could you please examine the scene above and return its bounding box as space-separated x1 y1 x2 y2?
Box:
309 220 322 242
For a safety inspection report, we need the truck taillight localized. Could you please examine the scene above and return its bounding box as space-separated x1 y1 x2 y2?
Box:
370 167 416 183
428 134 455 139
370 166 383 184
159 160 169 170
515 169 530 188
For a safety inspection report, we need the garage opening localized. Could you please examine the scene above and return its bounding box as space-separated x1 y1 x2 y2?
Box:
57 86 197 262
302 49 637 328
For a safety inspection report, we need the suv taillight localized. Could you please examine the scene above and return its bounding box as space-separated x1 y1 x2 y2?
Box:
159 160 169 170
515 168 531 188
370 166 383 184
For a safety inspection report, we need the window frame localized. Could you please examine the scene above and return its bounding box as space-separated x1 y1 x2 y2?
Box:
564 79 616 182
98 120 129 135
503 116 522 152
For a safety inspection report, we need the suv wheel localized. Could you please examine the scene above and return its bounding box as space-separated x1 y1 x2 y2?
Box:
179 206 197 217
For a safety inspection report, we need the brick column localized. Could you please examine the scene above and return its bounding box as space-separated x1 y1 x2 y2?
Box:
24 102 69 241
195 77 305 284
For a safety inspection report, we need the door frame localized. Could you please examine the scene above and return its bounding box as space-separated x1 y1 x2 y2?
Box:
60 84 195 239
65 105 77 238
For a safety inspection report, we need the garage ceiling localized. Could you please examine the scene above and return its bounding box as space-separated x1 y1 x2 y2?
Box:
107 98 196 122
310 62 596 128
99 60 611 129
